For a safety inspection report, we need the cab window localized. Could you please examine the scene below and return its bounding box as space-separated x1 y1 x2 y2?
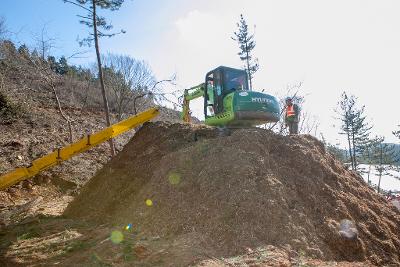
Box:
224 69 248 91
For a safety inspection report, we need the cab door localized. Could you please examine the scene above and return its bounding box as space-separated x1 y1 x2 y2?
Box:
206 70 225 116
204 69 224 117
204 72 215 117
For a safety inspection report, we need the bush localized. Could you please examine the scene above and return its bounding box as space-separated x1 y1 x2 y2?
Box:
0 91 23 123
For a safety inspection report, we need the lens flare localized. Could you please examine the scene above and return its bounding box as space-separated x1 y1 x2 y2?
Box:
168 172 181 185
339 219 358 240
145 199 153 207
110 230 124 244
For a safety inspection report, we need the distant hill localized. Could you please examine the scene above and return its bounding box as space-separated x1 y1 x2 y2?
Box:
326 142 400 165
387 143 400 164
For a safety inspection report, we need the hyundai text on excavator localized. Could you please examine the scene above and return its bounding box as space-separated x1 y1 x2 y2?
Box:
181 66 280 126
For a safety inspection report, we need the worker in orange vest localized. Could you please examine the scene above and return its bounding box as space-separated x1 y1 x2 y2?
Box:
284 97 300 134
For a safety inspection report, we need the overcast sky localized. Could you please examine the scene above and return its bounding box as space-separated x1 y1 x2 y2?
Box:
2 0 400 146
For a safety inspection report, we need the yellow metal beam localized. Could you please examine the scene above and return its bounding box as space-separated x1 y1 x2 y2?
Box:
0 108 159 190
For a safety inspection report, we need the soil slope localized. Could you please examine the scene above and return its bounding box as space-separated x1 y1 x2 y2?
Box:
66 122 400 266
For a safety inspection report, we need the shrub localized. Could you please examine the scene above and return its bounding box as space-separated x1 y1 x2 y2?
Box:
0 91 23 123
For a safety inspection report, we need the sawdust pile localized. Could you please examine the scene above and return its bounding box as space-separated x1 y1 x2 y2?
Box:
65 122 400 266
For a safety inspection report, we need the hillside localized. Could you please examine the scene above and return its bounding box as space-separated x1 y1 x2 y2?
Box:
0 39 184 221
0 40 183 190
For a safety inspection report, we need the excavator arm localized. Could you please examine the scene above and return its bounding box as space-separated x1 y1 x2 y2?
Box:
181 83 205 123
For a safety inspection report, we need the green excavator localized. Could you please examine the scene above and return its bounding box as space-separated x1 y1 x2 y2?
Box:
181 66 280 126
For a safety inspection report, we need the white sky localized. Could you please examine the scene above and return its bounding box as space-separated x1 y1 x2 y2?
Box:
5 0 400 146
115 0 400 146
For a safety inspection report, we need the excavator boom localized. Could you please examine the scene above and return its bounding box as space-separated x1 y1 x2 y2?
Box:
181 83 205 123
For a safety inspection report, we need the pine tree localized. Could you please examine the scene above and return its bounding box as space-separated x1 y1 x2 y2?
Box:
47 56 58 72
338 92 356 169
31 49 40 60
350 105 373 169
394 126 400 140
369 138 399 193
362 136 384 185
337 92 372 171
17 44 30 58
0 16 7 40
63 0 126 156
1 40 17 58
232 14 259 91
56 56 69 75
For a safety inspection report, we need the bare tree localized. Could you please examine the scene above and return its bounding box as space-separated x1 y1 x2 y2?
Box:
102 54 155 120
33 23 57 60
2 40 74 142
0 16 7 40
392 126 400 181
266 82 300 133
76 71 95 110
102 53 177 118
132 78 178 115
32 58 74 143
266 82 319 136
63 0 126 156
368 137 399 193
299 110 320 136
0 38 74 139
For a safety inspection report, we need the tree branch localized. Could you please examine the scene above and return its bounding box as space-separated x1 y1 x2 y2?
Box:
63 0 93 13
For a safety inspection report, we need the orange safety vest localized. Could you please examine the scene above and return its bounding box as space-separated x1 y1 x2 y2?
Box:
286 104 296 117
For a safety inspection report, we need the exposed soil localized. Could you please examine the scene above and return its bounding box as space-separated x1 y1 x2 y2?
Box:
58 121 400 266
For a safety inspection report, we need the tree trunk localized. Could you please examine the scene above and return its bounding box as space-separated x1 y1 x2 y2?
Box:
117 89 125 121
350 118 357 171
351 124 357 170
117 103 123 121
367 164 371 185
367 148 371 185
245 41 252 91
345 115 354 170
92 0 115 156
51 84 73 143
133 93 146 115
378 171 382 193
377 144 383 193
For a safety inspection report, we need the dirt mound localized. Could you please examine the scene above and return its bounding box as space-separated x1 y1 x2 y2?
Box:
65 122 400 266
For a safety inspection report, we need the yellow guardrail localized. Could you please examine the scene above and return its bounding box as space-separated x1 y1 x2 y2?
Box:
0 107 159 190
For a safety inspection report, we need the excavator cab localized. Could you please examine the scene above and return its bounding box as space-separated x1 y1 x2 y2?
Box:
204 67 248 116
182 66 280 126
